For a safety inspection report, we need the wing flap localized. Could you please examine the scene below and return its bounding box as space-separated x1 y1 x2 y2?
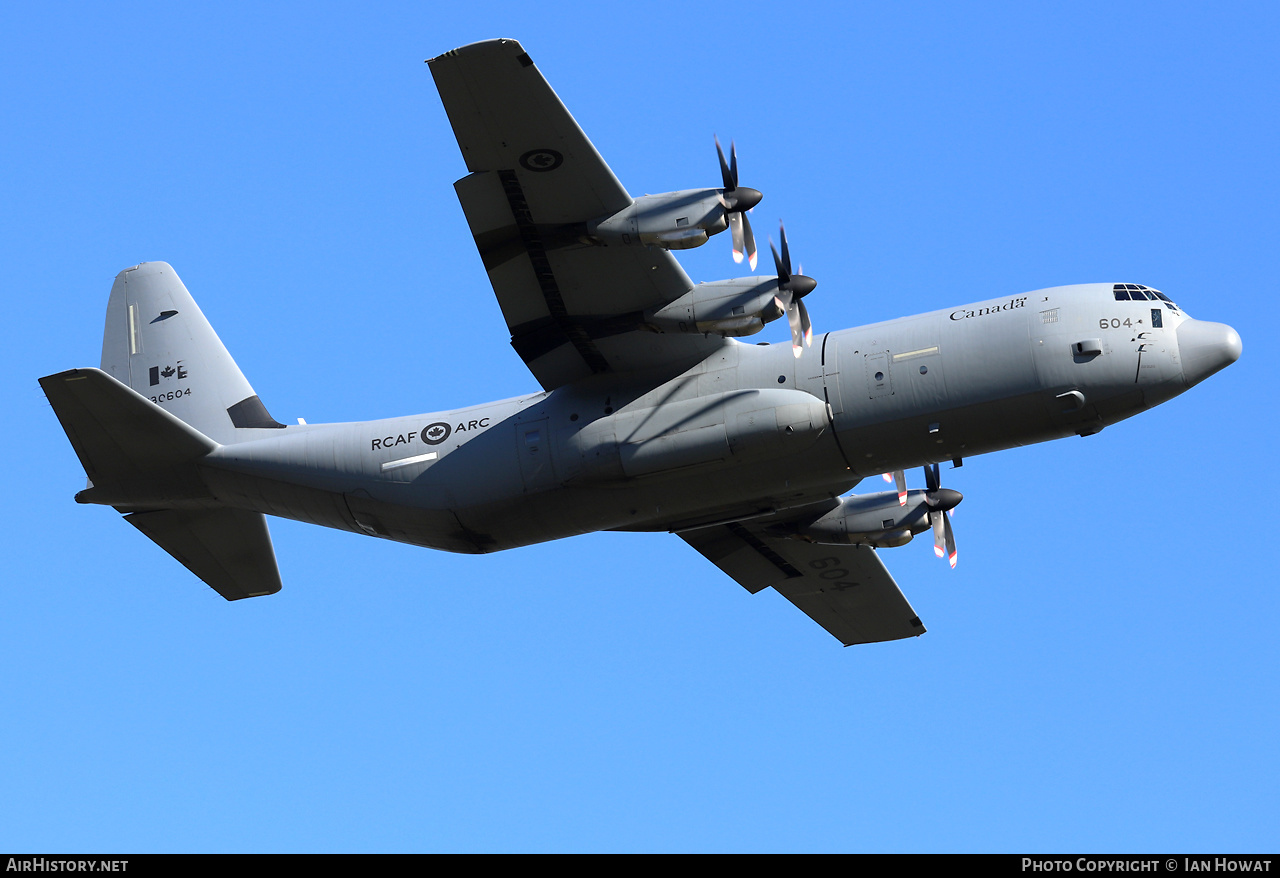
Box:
679 523 926 646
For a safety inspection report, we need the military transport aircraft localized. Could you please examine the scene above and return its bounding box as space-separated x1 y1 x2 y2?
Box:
40 39 1242 646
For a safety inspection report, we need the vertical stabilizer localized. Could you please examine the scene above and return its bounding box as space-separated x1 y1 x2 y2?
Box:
101 262 284 444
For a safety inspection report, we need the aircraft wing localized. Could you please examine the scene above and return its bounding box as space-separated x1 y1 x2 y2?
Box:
429 39 724 391
678 522 926 646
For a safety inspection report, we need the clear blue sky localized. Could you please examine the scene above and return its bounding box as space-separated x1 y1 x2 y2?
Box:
3 0 1275 852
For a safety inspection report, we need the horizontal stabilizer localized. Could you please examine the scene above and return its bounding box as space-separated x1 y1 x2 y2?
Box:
39 368 215 504
125 507 282 600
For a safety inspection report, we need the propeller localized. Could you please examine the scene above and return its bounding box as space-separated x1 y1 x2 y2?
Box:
882 471 908 506
922 463 962 568
715 137 762 270
769 223 817 357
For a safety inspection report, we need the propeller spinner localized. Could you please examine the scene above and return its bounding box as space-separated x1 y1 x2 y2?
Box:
715 137 762 270
769 223 817 357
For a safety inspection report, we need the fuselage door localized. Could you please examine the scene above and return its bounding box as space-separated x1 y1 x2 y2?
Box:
821 333 843 415
516 416 555 494
866 351 892 399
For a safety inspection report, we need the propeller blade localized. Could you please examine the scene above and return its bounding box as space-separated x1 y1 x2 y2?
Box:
786 293 804 357
922 463 959 565
944 512 957 568
715 136 735 191
770 223 813 354
770 239 790 286
728 212 745 264
780 222 792 277
713 138 761 266
742 212 757 271
894 470 907 506
923 462 941 497
882 473 894 483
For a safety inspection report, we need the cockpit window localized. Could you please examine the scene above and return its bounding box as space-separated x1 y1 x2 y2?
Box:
1114 283 1178 309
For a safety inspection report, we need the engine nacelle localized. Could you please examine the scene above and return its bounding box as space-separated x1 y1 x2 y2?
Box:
588 189 728 250
645 278 784 338
791 490 937 547
566 388 829 483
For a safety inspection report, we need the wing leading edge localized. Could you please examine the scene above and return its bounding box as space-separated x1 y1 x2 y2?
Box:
429 39 724 390
678 522 926 646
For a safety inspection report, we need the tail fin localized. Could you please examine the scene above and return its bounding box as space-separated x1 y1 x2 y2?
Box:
40 367 283 600
101 261 284 445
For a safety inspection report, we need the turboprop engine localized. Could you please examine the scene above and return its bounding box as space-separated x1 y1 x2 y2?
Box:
589 188 730 250
644 277 784 338
586 138 763 266
788 483 962 553
642 224 818 349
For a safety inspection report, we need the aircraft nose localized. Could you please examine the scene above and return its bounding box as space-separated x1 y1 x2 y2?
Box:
1177 319 1242 387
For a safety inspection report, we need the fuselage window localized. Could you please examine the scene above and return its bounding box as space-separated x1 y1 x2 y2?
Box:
1151 309 1163 328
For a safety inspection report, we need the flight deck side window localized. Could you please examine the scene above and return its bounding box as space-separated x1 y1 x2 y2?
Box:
1114 289 1131 301
1151 309 1163 328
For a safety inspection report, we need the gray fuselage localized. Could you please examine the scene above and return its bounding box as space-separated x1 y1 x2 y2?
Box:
199 282 1238 554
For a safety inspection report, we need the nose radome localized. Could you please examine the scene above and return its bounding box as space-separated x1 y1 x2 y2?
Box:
1178 319 1242 388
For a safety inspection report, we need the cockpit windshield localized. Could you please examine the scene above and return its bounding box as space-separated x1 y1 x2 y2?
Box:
1113 283 1180 312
